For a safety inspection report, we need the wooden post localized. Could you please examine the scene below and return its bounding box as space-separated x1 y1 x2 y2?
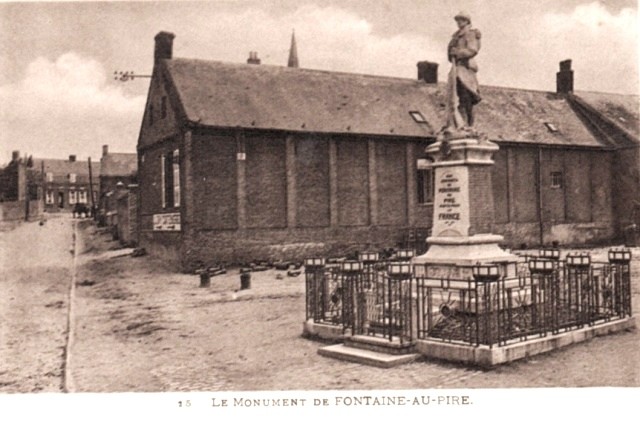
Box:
88 157 96 219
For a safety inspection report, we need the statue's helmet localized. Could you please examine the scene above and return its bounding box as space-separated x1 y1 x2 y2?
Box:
454 11 471 24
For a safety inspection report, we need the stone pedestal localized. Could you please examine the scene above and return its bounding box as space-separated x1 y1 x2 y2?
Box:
413 136 518 277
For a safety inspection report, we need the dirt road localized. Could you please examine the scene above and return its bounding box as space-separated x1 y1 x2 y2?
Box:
71 222 639 391
1 216 638 394
0 215 74 393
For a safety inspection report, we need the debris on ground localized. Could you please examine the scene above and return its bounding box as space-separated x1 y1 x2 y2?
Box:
274 261 291 270
131 247 147 257
208 265 226 276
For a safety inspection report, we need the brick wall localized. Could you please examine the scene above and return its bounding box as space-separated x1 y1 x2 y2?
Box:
245 135 287 228
540 149 565 223
138 139 180 218
191 132 237 230
116 193 130 244
180 225 410 270
468 165 494 235
492 149 509 224
612 148 640 232
138 66 182 150
0 201 24 221
591 151 613 223
0 161 24 201
337 138 369 226
493 146 615 247
511 148 538 223
295 136 330 227
128 188 139 244
375 140 407 226
565 150 591 222
138 120 621 268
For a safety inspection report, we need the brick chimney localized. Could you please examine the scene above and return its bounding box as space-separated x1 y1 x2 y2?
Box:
69 155 76 162
102 144 109 157
154 31 175 63
417 61 438 83
556 59 573 94
247 51 261 65
11 150 19 162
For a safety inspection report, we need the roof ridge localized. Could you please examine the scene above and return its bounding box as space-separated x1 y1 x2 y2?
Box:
35 158 99 163
575 89 640 98
168 57 431 84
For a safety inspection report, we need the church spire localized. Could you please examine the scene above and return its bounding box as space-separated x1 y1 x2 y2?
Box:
287 30 299 68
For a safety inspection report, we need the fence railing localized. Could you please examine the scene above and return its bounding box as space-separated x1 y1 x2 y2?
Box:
304 249 633 348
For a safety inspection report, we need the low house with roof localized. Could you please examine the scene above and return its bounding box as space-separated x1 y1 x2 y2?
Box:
97 144 137 228
137 31 639 270
37 155 100 213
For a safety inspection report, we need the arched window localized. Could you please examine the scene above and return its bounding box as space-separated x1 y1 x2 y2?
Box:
417 158 435 204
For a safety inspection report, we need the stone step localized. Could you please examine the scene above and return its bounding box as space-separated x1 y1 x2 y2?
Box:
345 335 416 355
318 344 420 368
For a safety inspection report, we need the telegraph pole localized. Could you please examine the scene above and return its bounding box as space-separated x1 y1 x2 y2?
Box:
88 157 96 219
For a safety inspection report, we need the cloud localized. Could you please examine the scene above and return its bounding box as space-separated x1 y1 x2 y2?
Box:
1 2 637 165
535 2 638 93
0 52 145 162
175 5 442 79
545 1 637 33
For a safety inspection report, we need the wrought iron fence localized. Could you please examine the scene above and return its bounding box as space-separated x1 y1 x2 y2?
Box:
305 257 414 343
305 249 633 348
304 260 344 327
416 254 633 347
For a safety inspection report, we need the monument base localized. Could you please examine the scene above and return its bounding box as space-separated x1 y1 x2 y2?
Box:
415 317 636 368
413 234 520 278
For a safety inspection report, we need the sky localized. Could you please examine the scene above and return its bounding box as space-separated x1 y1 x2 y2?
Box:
0 0 638 163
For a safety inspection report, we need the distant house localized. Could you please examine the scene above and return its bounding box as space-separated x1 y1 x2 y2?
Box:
36 155 100 212
98 144 137 223
136 31 639 271
99 145 137 198
0 150 44 222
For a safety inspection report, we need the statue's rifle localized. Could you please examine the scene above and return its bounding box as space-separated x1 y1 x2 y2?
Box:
447 57 466 130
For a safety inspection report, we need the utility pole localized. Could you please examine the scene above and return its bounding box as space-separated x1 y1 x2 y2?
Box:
88 157 96 220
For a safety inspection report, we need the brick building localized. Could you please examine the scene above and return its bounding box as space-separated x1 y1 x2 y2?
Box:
0 151 44 222
98 144 137 224
137 32 639 270
37 155 100 212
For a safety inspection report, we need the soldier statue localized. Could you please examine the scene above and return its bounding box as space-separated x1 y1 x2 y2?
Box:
445 11 482 133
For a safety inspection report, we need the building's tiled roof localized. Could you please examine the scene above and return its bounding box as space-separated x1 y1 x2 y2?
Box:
573 91 639 142
35 158 100 177
162 58 609 148
100 153 137 177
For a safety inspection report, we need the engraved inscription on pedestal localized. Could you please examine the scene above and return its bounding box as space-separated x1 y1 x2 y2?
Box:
432 167 469 238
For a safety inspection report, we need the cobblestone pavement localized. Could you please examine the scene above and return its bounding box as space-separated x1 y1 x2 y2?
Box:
0 215 73 393
1 217 639 394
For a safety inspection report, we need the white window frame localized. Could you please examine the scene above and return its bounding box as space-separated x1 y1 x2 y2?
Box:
78 190 88 204
173 149 180 207
69 173 77 183
45 190 54 205
161 154 166 208
46 172 53 182
551 171 563 189
69 190 77 204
